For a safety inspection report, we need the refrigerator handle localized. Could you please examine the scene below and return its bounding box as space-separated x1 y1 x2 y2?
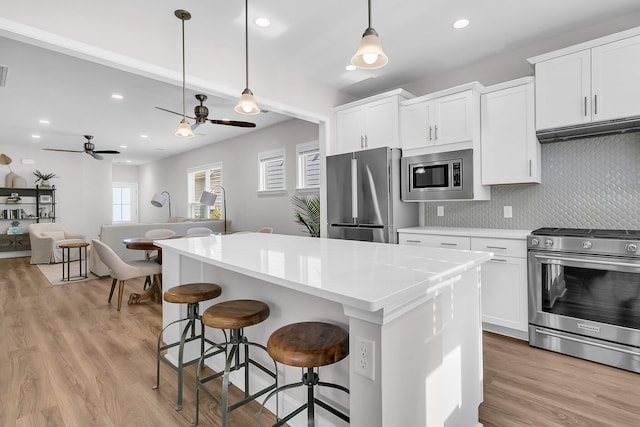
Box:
351 157 358 221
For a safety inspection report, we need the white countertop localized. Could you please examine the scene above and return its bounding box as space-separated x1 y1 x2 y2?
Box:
397 226 532 240
156 233 491 312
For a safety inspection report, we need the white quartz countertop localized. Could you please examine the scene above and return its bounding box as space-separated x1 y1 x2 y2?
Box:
156 233 491 312
397 226 532 240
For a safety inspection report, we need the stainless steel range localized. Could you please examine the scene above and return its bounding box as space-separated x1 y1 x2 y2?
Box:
528 228 640 373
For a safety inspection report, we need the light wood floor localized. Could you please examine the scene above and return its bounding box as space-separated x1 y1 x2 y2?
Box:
2 256 639 426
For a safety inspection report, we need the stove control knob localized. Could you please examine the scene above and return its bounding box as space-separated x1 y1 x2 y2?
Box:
582 241 592 249
545 239 554 247
626 243 638 253
531 238 539 246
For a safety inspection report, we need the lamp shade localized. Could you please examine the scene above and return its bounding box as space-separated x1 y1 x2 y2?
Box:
234 88 260 115
175 119 195 138
151 192 167 207
199 190 218 206
351 27 388 69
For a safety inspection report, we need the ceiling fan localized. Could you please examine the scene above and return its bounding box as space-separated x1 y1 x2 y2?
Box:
43 135 120 160
156 94 257 130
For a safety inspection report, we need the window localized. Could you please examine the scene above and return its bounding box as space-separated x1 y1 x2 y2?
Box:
296 141 320 190
258 149 285 192
188 162 223 219
112 182 138 224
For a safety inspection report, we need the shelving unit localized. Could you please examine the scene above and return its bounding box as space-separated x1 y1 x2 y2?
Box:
0 185 56 253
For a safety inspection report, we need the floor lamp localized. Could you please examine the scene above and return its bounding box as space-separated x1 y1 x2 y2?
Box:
151 191 172 218
199 186 227 234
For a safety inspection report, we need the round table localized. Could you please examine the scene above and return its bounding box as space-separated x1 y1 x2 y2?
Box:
123 238 163 305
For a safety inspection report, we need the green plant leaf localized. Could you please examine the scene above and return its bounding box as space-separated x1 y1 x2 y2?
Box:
291 195 320 237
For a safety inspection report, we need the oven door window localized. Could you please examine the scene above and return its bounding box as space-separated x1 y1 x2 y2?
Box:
413 164 449 189
542 261 640 330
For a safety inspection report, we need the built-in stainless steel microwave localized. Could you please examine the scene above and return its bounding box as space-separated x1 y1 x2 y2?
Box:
401 148 473 201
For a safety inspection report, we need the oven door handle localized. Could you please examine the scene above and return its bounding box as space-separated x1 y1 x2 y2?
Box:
534 253 640 269
535 328 640 357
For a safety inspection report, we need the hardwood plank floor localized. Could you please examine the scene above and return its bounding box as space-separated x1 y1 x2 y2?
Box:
2 256 639 426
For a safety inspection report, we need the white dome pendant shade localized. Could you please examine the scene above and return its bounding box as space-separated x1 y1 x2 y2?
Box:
351 0 388 69
235 0 261 115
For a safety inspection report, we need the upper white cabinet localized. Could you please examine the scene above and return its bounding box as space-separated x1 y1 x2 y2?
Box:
400 84 479 150
333 89 414 155
481 78 541 185
530 31 640 130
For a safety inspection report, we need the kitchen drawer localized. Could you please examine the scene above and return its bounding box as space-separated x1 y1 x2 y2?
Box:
471 237 526 258
399 233 471 250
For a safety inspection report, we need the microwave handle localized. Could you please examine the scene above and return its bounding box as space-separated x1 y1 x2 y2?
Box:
351 157 358 220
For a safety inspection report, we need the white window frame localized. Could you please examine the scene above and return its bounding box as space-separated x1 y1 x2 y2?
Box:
112 182 138 224
187 162 223 219
295 140 320 191
258 148 286 193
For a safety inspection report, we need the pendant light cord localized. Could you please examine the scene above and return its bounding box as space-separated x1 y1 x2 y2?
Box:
368 0 372 28
244 0 249 89
181 14 187 119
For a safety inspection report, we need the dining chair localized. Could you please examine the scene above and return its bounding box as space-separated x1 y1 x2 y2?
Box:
142 229 176 289
186 227 213 237
91 239 161 311
257 227 273 233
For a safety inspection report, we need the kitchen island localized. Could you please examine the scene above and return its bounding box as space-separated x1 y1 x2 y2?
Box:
156 233 491 427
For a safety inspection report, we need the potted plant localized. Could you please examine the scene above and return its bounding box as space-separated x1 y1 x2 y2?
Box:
33 170 58 188
291 195 320 237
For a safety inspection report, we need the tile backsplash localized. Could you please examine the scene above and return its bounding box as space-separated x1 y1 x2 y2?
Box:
421 133 640 230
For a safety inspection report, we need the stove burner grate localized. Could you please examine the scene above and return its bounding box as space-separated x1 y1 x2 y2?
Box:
531 228 640 239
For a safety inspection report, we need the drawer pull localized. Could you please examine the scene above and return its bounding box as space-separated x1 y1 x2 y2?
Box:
486 246 507 250
440 242 458 246
406 239 422 243
490 258 508 263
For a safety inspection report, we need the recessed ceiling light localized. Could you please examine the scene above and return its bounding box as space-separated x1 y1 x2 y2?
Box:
254 17 270 28
125 160 132 163
345 64 357 71
452 19 469 29
39 119 50 125
31 134 41 139
140 134 148 138
111 93 124 100
120 145 128 149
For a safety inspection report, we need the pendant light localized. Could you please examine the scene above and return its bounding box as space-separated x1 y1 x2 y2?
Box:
351 0 388 69
234 0 260 115
175 9 195 138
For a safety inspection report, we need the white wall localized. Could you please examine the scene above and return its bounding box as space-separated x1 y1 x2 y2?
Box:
0 145 112 241
138 119 319 235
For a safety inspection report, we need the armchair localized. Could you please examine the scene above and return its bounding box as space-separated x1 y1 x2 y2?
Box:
28 223 85 264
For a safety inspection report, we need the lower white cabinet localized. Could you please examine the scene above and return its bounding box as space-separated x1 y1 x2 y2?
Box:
399 231 528 339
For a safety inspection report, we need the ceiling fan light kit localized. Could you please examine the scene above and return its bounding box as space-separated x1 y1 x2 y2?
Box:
174 9 195 138
351 0 388 69
235 0 261 115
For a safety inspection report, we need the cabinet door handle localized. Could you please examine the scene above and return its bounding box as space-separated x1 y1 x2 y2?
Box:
440 242 458 247
486 246 508 250
365 135 368 148
584 96 587 116
429 126 433 141
529 160 532 177
594 94 598 115
435 125 438 140
360 135 364 149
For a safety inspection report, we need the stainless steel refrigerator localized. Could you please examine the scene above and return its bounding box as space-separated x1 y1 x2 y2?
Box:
327 147 417 243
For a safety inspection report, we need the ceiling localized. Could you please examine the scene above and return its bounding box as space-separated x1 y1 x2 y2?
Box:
1 0 640 165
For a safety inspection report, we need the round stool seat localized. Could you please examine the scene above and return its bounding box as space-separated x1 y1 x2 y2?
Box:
267 321 349 368
202 299 270 330
163 283 222 304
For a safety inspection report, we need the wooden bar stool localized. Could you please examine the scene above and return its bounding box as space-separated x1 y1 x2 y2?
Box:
153 282 223 411
192 299 277 427
258 321 350 427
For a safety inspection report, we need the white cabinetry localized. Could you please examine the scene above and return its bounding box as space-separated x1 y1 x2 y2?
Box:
400 84 479 151
333 89 413 155
530 31 640 130
481 78 541 185
399 228 529 340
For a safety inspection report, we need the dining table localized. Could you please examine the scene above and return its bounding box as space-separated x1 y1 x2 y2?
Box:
122 237 165 305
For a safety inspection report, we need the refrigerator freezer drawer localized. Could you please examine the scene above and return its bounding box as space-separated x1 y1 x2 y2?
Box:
328 224 393 243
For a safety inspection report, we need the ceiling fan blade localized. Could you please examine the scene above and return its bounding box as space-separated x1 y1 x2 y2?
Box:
210 119 256 128
155 106 196 120
191 122 201 131
87 152 104 160
43 148 84 153
93 150 121 154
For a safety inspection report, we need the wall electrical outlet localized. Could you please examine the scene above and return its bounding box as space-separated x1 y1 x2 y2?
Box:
437 206 444 217
355 336 375 380
504 206 513 218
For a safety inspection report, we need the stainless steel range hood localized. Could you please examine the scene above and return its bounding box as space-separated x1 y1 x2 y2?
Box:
536 116 640 143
